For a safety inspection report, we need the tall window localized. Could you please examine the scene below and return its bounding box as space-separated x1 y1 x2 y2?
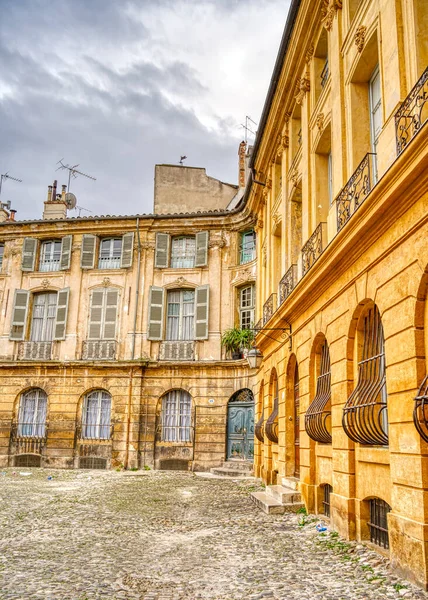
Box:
239 230 256 264
82 390 112 439
328 152 333 205
88 288 119 340
39 240 61 272
0 243 4 271
162 389 192 442
239 285 255 329
166 289 195 340
30 293 57 342
98 238 122 269
17 388 47 438
369 66 381 181
171 236 196 268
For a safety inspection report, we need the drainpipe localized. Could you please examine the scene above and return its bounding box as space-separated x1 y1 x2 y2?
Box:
131 218 141 359
124 367 134 469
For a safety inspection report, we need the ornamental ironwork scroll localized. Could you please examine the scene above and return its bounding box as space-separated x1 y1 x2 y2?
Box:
255 410 265 443
413 375 428 443
263 293 277 325
305 341 332 443
336 153 375 231
395 67 428 155
342 306 388 446
279 264 297 305
302 222 326 276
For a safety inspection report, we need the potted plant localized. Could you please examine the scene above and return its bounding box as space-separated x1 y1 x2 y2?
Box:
221 327 255 359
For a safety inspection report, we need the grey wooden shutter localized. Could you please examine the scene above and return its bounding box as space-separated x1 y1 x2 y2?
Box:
81 234 96 269
147 286 164 340
54 287 70 340
21 238 37 271
120 232 134 268
154 233 170 268
60 235 72 270
195 285 209 340
10 290 30 340
103 289 119 339
195 231 209 267
88 289 105 339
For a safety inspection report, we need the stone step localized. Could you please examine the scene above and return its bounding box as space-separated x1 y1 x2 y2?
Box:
281 476 300 490
266 484 301 504
250 491 286 514
222 460 253 472
210 467 254 478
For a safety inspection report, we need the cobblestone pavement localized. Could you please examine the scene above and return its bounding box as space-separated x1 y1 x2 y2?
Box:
0 469 427 600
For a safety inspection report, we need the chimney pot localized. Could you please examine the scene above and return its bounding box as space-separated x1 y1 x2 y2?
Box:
9 209 16 221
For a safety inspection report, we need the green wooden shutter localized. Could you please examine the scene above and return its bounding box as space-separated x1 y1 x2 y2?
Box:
10 290 30 340
147 286 164 340
54 287 70 340
154 233 170 268
88 289 105 339
120 232 134 268
81 234 96 269
195 231 209 267
195 285 209 340
60 235 72 270
21 238 37 271
103 289 119 339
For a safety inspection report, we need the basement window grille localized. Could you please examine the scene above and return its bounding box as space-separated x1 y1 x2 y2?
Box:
305 341 332 443
322 484 332 517
15 454 42 468
79 457 107 470
368 498 391 549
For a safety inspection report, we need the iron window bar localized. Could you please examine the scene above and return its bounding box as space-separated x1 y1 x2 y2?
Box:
413 375 428 443
342 306 388 446
265 400 278 444
395 66 428 155
301 222 326 276
305 341 332 444
12 422 47 441
279 264 297 305
336 153 376 231
79 423 113 441
255 410 265 443
156 423 194 443
263 293 277 325
322 484 332 518
368 498 391 549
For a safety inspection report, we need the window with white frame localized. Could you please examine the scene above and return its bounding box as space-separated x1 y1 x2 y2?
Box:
369 66 382 181
239 285 255 329
239 231 256 264
166 289 195 340
170 236 196 268
0 243 4 271
161 389 192 442
39 240 62 272
82 390 112 439
98 238 122 269
88 288 119 340
30 292 57 342
17 388 47 438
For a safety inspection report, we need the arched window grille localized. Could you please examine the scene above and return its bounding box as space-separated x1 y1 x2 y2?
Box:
265 372 279 443
17 388 47 438
305 341 332 443
342 306 388 445
255 382 265 442
368 498 391 549
82 390 112 440
162 390 192 442
414 375 428 442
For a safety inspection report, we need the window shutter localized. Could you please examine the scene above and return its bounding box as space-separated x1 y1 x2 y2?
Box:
60 235 72 270
88 289 105 339
195 231 209 267
154 233 170 268
21 238 37 271
54 287 70 340
103 288 119 339
120 232 134 268
81 234 96 269
10 290 30 340
195 285 209 340
147 286 164 340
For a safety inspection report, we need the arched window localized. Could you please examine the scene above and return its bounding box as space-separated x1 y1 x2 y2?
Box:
82 390 112 440
305 340 332 443
39 240 62 272
368 497 391 549
161 390 192 442
343 305 388 445
17 389 47 438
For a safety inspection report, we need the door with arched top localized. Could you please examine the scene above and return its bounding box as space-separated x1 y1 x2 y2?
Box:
227 389 254 461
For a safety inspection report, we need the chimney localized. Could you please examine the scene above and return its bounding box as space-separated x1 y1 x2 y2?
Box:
47 185 53 202
238 141 246 188
43 180 67 220
61 184 67 202
52 180 57 201
9 209 16 221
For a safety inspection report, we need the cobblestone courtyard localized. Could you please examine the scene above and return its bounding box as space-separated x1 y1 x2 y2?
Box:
0 469 427 600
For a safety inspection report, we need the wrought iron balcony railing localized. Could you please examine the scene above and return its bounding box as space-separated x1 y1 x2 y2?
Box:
395 67 428 155
254 319 263 333
18 341 53 360
336 153 376 231
82 340 117 360
279 264 298 305
302 222 327 276
159 341 195 361
263 293 277 325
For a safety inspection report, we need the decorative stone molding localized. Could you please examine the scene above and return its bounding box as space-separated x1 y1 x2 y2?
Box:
256 218 264 230
295 77 310 105
174 276 188 286
140 241 155 250
262 243 267 267
208 232 226 249
316 112 325 131
321 0 342 31
290 169 300 188
231 268 255 286
277 134 289 156
41 279 50 290
354 25 367 52
305 44 315 64
101 277 111 287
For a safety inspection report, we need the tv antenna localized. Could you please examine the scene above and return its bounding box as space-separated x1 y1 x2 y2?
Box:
240 115 258 143
56 159 96 192
179 155 187 166
0 172 22 197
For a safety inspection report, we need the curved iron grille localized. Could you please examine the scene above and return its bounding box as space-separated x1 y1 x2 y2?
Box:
413 375 428 442
265 398 278 444
342 307 388 445
255 411 265 443
305 342 332 444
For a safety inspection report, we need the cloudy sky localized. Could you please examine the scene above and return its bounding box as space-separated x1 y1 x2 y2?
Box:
0 0 289 220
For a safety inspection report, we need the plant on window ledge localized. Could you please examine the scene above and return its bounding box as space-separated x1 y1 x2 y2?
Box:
221 328 255 360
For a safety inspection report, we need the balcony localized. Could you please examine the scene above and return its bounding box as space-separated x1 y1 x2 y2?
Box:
263 293 277 325
18 341 53 360
159 341 195 361
279 264 298 305
395 67 428 155
82 340 117 360
301 222 327 276
335 153 376 232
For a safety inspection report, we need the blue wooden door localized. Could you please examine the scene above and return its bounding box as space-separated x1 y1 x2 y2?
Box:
227 402 254 460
